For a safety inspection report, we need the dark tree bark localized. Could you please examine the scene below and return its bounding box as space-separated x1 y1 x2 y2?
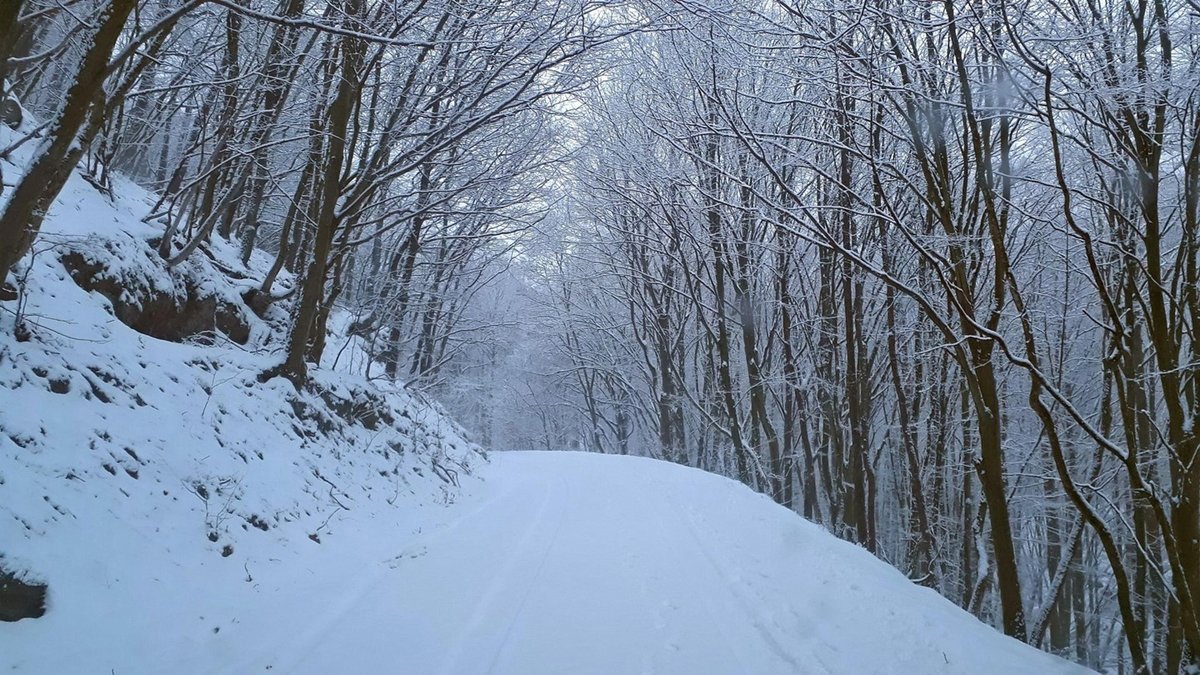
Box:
0 0 138 279
265 0 364 385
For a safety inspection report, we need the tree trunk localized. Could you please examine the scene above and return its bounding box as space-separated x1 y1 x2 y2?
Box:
0 0 138 279
266 3 362 384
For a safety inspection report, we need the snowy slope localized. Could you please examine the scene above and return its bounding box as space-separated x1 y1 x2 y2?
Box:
0 114 482 672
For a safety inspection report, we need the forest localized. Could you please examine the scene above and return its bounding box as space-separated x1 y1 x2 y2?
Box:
1 0 1197 671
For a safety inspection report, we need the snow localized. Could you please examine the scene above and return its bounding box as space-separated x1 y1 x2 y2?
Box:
0 107 1089 675
0 115 482 673
3 450 1092 674
260 452 1090 675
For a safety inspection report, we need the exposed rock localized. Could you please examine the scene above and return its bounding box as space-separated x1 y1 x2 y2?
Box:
0 567 46 622
0 97 21 129
62 252 250 345
313 383 394 431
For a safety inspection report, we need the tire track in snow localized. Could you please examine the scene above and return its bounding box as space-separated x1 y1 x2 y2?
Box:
658 478 829 675
651 477 760 669
224 556 393 675
484 478 568 674
437 475 562 675
218 469 536 675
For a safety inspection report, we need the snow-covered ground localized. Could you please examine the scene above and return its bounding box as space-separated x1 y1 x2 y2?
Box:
4 450 1092 674
264 452 1091 675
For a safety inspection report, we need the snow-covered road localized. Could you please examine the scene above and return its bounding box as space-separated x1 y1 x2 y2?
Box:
227 452 1088 675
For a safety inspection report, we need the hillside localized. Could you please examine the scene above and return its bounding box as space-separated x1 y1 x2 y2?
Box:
0 115 483 672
